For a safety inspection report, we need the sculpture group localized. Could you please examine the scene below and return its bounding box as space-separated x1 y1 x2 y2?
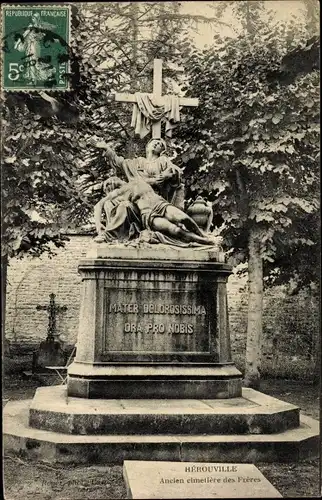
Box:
90 59 213 248
91 138 213 246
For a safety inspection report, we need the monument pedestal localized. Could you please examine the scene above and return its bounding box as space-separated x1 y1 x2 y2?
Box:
67 245 242 399
3 244 319 464
4 386 319 464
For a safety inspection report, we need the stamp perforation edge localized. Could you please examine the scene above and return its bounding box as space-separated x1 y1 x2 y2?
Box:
1 3 72 92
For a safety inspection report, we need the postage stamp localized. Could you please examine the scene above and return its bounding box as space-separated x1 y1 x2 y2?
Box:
1 4 71 91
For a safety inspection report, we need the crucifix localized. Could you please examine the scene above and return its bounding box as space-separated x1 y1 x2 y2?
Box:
36 293 67 341
115 59 199 139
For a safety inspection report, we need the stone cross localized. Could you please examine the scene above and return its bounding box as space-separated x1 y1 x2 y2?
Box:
36 293 67 341
115 59 199 139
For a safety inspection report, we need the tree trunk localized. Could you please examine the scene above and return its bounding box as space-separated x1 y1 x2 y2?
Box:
245 1 253 36
244 227 263 389
126 2 139 157
130 1 139 86
2 254 9 355
312 324 320 385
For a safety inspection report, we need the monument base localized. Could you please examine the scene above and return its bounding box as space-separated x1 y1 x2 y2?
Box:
6 245 316 465
67 363 242 399
3 386 319 464
67 244 243 399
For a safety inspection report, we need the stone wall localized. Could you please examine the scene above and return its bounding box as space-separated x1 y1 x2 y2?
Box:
5 234 319 379
5 235 90 350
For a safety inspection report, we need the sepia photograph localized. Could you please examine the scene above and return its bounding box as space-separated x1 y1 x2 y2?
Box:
1 1 320 499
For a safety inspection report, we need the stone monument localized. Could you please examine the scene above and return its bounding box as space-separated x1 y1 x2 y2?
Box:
3 59 319 465
67 58 240 399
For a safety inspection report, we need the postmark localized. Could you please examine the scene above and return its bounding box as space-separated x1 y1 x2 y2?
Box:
2 4 71 91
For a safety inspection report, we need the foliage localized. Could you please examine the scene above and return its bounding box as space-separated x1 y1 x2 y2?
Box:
264 289 319 363
1 5 89 259
1 3 199 258
73 2 225 199
175 23 320 290
4 1 232 260
213 0 269 36
173 12 320 387
302 0 320 35
263 210 320 295
1 93 85 258
1 1 319 280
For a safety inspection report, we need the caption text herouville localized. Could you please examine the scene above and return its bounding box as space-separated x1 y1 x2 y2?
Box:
159 465 262 485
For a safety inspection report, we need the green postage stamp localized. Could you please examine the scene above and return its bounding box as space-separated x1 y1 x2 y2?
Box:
2 4 71 90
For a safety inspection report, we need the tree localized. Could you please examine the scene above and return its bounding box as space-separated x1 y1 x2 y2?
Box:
212 0 269 37
1 1 236 258
175 24 319 388
302 0 319 35
1 2 215 340
72 1 227 198
1 4 87 346
1 5 91 259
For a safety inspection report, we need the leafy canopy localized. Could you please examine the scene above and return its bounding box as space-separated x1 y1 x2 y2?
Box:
175 23 319 289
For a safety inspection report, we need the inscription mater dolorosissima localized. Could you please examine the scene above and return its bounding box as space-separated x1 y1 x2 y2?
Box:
109 303 207 315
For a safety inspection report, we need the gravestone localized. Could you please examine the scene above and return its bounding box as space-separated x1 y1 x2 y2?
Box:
123 461 282 499
33 293 67 372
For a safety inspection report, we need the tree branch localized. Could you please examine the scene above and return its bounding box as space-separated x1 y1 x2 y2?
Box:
143 13 235 31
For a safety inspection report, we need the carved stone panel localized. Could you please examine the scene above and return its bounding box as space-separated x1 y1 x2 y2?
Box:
102 287 213 355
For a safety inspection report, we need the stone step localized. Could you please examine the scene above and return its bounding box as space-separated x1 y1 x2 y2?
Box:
67 363 243 399
3 399 319 464
27 386 300 435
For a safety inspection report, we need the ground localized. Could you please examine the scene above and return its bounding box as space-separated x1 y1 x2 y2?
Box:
3 372 320 499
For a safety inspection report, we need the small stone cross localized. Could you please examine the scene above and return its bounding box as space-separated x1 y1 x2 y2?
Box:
36 293 67 341
115 59 199 139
